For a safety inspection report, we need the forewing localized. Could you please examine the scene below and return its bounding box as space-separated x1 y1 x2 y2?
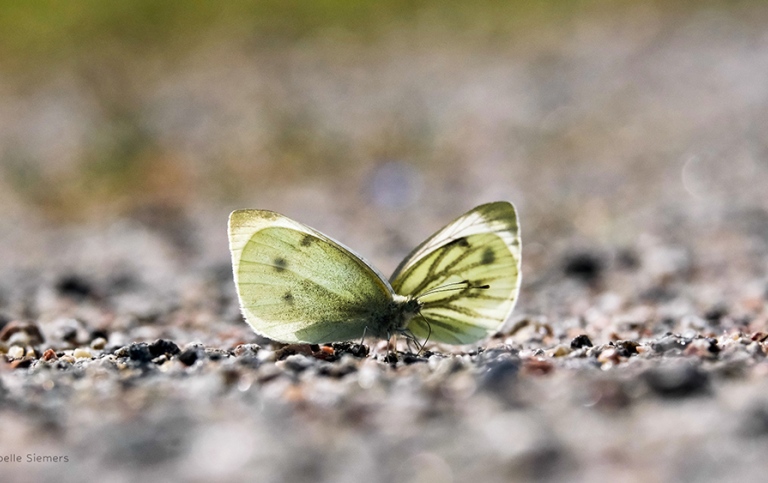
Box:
390 202 521 344
229 210 394 344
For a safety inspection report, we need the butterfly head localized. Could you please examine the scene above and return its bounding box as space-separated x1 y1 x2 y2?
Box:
392 294 423 331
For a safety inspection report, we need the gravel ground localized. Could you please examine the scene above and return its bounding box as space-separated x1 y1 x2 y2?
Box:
2 3 768 482
1 202 767 483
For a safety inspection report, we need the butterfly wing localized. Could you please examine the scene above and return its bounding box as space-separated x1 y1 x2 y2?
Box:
229 210 395 344
390 202 521 344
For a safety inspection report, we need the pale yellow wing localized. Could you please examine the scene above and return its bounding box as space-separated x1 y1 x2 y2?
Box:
390 202 521 344
229 210 395 344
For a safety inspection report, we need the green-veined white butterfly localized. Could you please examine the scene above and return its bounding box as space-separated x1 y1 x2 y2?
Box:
228 202 521 346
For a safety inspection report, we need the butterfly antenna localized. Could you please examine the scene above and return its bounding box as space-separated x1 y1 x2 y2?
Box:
418 280 490 298
359 326 368 347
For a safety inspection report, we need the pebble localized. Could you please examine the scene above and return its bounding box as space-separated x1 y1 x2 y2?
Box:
7 345 24 359
149 339 181 358
0 321 45 346
91 337 108 350
570 335 593 349
177 347 201 366
74 347 92 359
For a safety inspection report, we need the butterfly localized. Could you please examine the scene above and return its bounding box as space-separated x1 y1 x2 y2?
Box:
228 201 521 347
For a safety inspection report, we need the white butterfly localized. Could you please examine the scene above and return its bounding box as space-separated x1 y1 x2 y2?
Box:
228 202 521 346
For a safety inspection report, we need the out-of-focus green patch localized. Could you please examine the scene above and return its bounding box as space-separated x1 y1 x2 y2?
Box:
0 0 641 71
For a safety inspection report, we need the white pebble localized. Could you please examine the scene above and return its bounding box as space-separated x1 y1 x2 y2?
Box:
7 346 24 359
73 348 92 359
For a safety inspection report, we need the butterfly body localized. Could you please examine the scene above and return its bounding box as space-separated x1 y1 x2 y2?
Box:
229 202 521 346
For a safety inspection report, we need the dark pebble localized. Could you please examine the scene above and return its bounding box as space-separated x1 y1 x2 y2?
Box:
55 275 95 300
115 343 154 363
177 348 200 366
562 251 604 284
401 354 427 364
383 352 399 364
705 337 720 354
148 339 181 358
10 359 34 369
643 363 710 398
331 342 369 358
614 340 639 357
204 348 229 361
570 335 593 349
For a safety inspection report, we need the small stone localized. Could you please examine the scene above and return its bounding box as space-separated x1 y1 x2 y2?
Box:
7 345 24 359
274 344 313 360
614 340 639 357
0 321 45 346
115 343 154 363
90 337 107 350
233 344 261 357
73 347 92 359
570 335 593 349
652 334 691 354
204 348 229 360
330 342 369 358
598 348 621 365
148 339 180 358
177 347 200 366
42 349 58 361
548 345 571 357
312 345 336 361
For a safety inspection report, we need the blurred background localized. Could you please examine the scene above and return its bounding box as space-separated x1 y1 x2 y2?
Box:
1 0 768 327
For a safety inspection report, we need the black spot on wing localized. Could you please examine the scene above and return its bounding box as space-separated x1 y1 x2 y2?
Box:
283 292 294 304
446 237 470 248
273 257 287 272
300 235 314 247
481 247 496 265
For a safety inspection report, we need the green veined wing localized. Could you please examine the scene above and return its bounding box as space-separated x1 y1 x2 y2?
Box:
229 210 396 344
390 202 521 344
